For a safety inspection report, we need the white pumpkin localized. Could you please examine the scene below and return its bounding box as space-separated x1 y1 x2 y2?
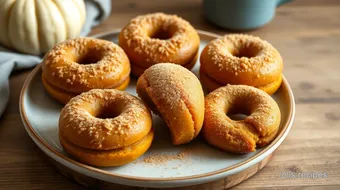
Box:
0 0 86 55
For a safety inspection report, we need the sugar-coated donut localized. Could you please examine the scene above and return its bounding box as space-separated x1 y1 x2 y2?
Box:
119 13 200 77
203 85 281 153
59 89 153 166
200 34 283 95
42 37 131 104
136 63 204 145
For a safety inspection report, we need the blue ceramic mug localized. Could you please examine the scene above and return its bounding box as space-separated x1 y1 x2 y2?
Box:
203 0 292 30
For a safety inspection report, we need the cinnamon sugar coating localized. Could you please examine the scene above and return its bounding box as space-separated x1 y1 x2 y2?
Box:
200 34 283 89
59 89 152 150
136 63 204 145
42 37 130 93
203 85 281 153
119 12 200 76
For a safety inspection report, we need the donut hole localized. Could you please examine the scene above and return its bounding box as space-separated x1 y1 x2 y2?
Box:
228 113 248 121
150 29 172 40
148 24 176 40
96 109 120 119
94 101 125 119
227 99 252 121
76 49 104 65
231 44 261 58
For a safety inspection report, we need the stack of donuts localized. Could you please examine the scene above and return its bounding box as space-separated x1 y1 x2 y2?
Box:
41 12 283 167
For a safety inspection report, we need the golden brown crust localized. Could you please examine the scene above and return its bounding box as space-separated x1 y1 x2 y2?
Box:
59 129 154 167
42 75 130 104
59 89 153 166
200 34 283 93
119 13 200 72
59 89 152 150
41 75 77 104
257 75 282 95
199 69 282 95
136 63 204 145
203 85 281 153
42 37 130 94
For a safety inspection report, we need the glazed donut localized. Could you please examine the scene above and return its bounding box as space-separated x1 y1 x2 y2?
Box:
119 12 200 77
136 63 204 145
42 37 131 104
59 89 153 166
203 85 281 153
200 34 283 95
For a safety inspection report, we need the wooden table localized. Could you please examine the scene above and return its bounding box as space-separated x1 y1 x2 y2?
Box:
1 0 339 189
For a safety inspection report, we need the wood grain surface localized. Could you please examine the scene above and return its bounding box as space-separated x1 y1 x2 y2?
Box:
0 0 340 189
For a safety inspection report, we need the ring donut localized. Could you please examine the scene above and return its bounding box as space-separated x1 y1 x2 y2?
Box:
136 63 204 145
200 34 283 94
203 85 281 153
59 89 153 166
42 37 131 104
119 13 200 77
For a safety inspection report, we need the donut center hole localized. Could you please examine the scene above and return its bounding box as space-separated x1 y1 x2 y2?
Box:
228 113 249 121
150 29 172 40
96 110 120 119
227 100 251 121
148 24 176 40
94 102 124 119
76 50 103 65
232 45 261 58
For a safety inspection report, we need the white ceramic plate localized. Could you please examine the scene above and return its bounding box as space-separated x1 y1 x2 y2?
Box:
20 30 295 188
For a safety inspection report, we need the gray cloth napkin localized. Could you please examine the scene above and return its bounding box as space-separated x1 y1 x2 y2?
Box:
0 0 111 117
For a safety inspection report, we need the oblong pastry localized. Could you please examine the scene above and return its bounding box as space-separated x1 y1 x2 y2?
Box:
59 89 153 166
136 63 204 145
200 34 283 95
203 85 281 153
119 12 200 77
42 37 131 104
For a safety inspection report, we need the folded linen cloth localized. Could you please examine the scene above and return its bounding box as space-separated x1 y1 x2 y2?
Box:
0 0 111 117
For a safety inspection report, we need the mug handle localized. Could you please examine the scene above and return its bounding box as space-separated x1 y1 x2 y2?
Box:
276 0 292 6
